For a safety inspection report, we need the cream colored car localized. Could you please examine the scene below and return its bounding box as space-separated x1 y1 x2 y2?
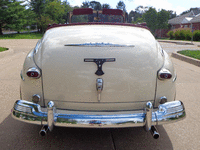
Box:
12 8 185 139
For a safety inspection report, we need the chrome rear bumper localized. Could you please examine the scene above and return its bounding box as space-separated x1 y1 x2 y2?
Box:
11 100 186 128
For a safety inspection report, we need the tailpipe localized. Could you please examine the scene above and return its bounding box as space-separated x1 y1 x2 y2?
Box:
150 126 160 139
39 125 49 136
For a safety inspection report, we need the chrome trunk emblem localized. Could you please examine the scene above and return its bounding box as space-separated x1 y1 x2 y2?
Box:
96 78 103 102
84 58 115 76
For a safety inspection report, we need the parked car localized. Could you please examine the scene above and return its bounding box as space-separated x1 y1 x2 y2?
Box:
12 8 186 139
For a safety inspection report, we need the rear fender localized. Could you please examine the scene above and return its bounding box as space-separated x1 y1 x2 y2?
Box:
154 50 176 107
20 47 44 106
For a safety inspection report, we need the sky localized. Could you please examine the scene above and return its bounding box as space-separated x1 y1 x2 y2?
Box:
66 0 199 15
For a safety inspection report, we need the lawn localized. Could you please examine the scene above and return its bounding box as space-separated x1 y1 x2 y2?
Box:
0 47 8 52
178 50 200 60
0 32 43 39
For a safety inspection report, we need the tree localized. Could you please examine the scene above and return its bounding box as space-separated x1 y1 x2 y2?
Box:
29 0 71 33
135 6 148 14
29 0 48 32
157 9 170 29
116 1 126 12
102 4 111 9
0 0 27 35
6 1 27 33
46 0 65 24
168 10 176 19
89 1 101 10
81 1 90 8
0 0 9 34
144 7 158 33
62 0 73 23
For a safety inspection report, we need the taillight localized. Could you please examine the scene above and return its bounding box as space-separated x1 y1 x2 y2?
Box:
158 68 172 80
26 68 41 78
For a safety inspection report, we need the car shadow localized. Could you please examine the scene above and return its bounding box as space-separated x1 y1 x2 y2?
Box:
110 126 173 150
0 115 173 150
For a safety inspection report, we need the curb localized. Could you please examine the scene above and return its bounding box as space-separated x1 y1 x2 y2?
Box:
171 52 200 67
158 40 195 45
0 48 14 58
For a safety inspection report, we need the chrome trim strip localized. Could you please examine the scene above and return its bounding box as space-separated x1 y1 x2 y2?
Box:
20 70 25 81
173 74 177 82
65 43 134 47
11 100 186 128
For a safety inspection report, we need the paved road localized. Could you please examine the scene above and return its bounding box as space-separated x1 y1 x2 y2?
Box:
159 40 200 53
0 40 200 149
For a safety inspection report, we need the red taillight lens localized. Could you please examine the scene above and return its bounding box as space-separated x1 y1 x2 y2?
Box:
27 71 39 77
158 68 172 80
159 73 172 79
26 68 41 78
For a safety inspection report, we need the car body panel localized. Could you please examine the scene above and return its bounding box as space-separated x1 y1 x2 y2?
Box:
34 25 164 110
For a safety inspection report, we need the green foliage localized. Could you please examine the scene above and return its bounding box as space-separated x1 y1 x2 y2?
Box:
157 9 170 29
174 30 185 40
144 7 158 33
81 1 90 8
46 0 65 24
168 30 192 40
133 16 145 24
5 1 27 32
184 30 192 40
36 15 54 33
128 10 143 23
167 31 174 39
29 0 72 33
0 47 8 52
116 1 126 12
90 1 102 10
135 6 149 14
193 30 200 41
102 3 111 9
0 0 28 34
0 32 43 39
178 50 200 60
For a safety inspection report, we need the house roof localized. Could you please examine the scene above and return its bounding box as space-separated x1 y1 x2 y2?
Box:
191 14 200 23
192 9 200 16
169 9 200 25
168 11 194 25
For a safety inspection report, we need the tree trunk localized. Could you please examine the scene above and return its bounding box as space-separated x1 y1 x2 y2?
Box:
0 24 3 35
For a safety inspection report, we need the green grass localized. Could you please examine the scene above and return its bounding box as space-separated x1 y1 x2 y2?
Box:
0 47 8 52
0 32 43 39
178 50 200 60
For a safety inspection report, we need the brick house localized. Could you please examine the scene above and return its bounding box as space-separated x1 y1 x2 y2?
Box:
168 9 200 31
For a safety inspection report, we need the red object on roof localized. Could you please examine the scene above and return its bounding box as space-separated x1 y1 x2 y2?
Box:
102 9 123 16
73 8 93 15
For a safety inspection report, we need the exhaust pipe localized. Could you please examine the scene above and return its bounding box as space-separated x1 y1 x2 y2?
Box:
150 126 160 139
39 125 49 136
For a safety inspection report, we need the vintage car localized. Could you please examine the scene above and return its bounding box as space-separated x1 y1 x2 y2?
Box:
12 8 186 139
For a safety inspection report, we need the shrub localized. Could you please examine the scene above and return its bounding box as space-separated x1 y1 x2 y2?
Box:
193 30 200 41
174 30 181 40
167 31 174 39
184 30 192 40
179 30 185 40
173 30 192 40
